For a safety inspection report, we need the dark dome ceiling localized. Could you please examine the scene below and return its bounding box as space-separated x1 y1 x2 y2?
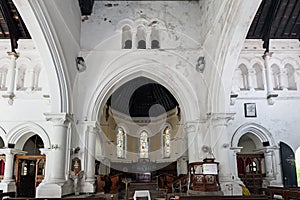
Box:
108 77 178 117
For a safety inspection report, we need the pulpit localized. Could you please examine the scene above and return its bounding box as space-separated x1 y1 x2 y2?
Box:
188 158 220 192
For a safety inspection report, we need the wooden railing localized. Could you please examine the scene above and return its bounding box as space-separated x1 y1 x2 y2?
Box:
171 175 188 193
263 186 300 200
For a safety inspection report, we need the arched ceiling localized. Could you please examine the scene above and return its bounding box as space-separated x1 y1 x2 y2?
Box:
107 77 179 117
1 0 299 50
0 0 30 51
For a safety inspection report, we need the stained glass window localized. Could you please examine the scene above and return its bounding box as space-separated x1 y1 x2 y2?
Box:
117 127 126 158
140 130 149 158
163 126 171 158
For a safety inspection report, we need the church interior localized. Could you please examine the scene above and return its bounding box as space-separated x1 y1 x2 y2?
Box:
0 0 300 199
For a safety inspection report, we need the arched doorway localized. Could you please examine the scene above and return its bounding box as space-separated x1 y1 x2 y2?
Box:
236 133 265 194
16 134 45 197
0 137 5 182
279 142 297 187
296 146 300 186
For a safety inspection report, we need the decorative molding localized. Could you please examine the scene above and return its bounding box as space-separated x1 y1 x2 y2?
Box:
28 0 70 113
7 122 51 149
44 113 73 126
231 123 276 148
207 112 235 127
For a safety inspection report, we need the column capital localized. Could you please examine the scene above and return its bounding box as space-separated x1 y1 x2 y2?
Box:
257 146 278 153
87 126 100 134
39 148 54 155
248 68 256 74
184 123 196 133
262 52 273 60
84 120 98 127
208 112 235 127
44 113 73 126
230 147 243 153
0 148 27 156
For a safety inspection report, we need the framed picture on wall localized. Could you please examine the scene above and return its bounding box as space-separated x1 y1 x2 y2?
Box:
244 103 257 117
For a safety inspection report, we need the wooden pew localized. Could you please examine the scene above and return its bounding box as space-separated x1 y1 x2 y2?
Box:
175 195 268 200
264 186 300 200
283 189 300 200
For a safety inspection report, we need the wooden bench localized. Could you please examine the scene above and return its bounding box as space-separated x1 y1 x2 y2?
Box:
263 186 300 200
175 195 268 200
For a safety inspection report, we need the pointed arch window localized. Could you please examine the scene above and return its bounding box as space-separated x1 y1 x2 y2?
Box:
285 64 297 90
136 26 146 49
140 130 149 158
0 67 8 90
117 127 126 158
271 64 281 90
16 66 26 90
253 64 264 90
235 64 249 90
163 126 171 158
122 25 132 49
150 27 160 49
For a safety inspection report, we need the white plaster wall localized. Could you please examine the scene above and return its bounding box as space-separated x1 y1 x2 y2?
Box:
41 0 81 90
78 1 213 124
81 1 201 50
0 40 53 149
228 39 300 186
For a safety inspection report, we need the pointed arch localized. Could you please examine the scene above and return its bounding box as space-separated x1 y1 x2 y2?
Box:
162 124 172 158
122 25 132 49
231 123 276 148
0 126 7 147
136 25 146 49
87 57 200 124
0 57 10 91
150 26 160 49
7 122 51 149
116 126 126 158
139 129 149 158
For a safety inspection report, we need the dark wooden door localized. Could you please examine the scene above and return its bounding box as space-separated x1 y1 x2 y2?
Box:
18 160 36 197
279 142 298 187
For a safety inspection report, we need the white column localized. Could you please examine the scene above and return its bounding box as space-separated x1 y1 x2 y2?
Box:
132 30 136 49
33 69 40 90
47 114 70 183
39 148 52 183
2 52 18 99
210 113 234 180
247 68 255 91
209 113 235 195
279 68 288 91
0 148 26 193
185 124 198 163
259 147 275 178
36 113 71 198
26 67 35 91
82 124 98 193
226 147 244 196
263 52 278 105
229 147 243 181
263 52 274 94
